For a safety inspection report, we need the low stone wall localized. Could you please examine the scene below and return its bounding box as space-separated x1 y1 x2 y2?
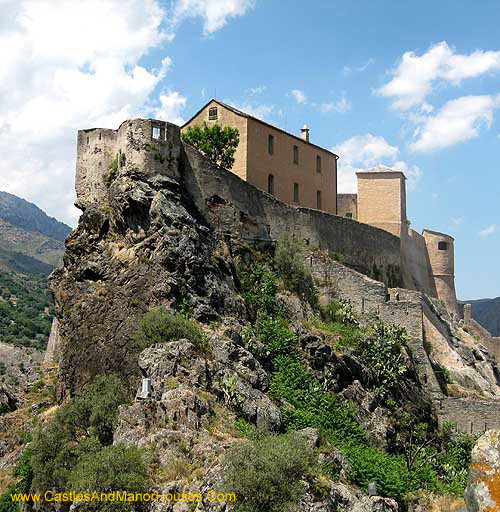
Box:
435 397 500 434
308 252 443 399
182 144 403 288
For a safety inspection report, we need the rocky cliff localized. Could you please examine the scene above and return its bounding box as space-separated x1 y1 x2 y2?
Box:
40 119 500 511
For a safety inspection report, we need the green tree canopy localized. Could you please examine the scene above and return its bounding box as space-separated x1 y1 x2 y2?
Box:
182 122 239 169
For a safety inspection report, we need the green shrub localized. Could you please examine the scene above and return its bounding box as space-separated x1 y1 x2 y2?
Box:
68 443 149 511
31 375 129 494
221 432 315 512
254 314 296 359
135 307 202 350
322 299 358 327
274 235 318 307
239 263 279 319
355 322 408 395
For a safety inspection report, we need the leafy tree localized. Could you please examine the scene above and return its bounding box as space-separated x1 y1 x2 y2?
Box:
181 122 239 169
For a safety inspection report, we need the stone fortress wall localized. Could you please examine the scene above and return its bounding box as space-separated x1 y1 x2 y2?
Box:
74 118 500 433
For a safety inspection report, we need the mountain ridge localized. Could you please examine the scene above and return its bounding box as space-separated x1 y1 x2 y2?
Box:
0 191 71 242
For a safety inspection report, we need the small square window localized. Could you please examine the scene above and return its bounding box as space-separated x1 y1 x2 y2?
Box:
438 241 448 250
346 212 353 219
293 183 299 203
293 145 299 164
208 107 218 120
152 126 161 139
316 155 322 173
268 134 274 155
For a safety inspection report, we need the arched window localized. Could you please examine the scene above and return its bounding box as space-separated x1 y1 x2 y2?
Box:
268 174 274 195
438 241 448 250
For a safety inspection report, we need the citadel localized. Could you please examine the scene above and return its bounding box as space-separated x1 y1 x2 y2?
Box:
64 102 500 436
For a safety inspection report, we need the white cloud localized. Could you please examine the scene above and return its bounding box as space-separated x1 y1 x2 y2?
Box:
377 42 500 111
479 224 497 236
173 0 256 34
342 58 375 75
319 96 352 114
225 100 274 121
409 94 500 152
333 134 421 192
0 0 184 226
246 85 266 96
152 90 187 125
290 89 307 104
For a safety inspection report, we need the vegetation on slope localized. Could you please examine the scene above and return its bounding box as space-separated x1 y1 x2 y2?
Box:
0 375 148 512
0 269 53 350
230 237 474 507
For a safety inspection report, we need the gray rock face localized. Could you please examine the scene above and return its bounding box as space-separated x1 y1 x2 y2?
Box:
50 166 245 394
300 482 399 512
137 335 281 431
465 430 500 512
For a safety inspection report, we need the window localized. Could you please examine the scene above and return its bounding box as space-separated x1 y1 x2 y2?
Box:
268 174 274 195
208 107 218 120
345 212 353 219
438 241 448 250
86 136 89 145
268 134 274 155
316 155 322 173
316 190 322 210
99 132 102 141
293 183 299 203
293 145 299 164
152 126 161 139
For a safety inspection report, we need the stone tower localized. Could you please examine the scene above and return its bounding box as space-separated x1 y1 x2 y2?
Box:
356 167 407 237
422 229 459 315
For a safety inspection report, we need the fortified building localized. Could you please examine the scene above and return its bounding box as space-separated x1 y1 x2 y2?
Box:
183 101 458 315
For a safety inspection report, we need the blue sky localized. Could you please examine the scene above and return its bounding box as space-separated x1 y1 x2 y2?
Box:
1 0 499 299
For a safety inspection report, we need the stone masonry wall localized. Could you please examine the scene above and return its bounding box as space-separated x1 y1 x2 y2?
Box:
182 144 403 288
435 397 500 435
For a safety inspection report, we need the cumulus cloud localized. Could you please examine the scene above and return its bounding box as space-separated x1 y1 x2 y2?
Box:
290 89 307 104
376 42 500 110
479 224 497 236
173 0 256 34
0 0 186 226
409 94 500 152
332 134 420 192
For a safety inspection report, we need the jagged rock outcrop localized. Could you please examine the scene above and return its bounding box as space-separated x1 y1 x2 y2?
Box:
50 167 245 394
465 430 500 512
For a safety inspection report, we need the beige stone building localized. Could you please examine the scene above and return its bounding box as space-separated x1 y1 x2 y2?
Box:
182 100 338 214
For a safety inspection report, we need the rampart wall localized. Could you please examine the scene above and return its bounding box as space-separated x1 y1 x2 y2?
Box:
182 144 403 288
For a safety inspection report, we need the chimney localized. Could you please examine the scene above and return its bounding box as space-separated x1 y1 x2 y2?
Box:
300 124 310 142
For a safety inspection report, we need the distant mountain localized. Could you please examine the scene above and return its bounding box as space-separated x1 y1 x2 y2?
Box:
0 191 71 241
464 297 500 337
0 192 71 273
0 192 70 349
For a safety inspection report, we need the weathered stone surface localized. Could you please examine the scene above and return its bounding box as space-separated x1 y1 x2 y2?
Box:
138 335 281 431
465 430 500 512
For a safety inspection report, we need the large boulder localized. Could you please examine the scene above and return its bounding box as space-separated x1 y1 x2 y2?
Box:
465 430 500 511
